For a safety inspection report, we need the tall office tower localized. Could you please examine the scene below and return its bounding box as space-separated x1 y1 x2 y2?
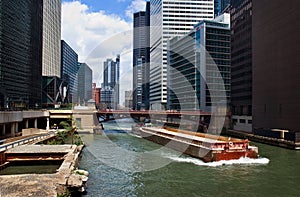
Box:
150 0 214 110
168 14 231 112
76 63 93 105
133 1 150 110
101 55 120 109
252 0 300 136
0 1 43 109
42 0 61 77
230 0 252 132
61 40 79 101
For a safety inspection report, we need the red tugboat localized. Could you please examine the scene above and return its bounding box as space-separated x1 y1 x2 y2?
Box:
139 126 258 162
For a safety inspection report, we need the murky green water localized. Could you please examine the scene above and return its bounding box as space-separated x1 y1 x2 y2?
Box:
0 164 60 175
79 119 300 197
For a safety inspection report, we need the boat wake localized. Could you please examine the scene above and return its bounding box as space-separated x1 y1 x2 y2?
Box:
127 132 142 138
164 154 270 167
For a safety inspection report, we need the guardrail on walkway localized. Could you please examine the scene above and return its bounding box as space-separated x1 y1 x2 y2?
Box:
0 131 56 152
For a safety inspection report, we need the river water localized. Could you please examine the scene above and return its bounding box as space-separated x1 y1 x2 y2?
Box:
79 119 300 197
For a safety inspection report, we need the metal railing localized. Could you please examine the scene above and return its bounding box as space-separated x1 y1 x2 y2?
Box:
0 131 56 152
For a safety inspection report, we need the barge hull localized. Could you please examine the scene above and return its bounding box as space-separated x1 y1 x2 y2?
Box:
140 127 258 162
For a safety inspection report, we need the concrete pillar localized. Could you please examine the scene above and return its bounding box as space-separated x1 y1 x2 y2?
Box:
46 118 50 130
2 124 5 136
25 119 29 129
11 123 16 137
34 118 38 128
16 122 19 133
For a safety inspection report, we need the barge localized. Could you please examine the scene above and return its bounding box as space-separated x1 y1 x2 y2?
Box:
139 126 258 162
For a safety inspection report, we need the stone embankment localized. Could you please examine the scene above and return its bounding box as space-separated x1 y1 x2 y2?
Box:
0 145 87 196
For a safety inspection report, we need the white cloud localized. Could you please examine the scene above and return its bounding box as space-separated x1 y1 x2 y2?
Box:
125 0 147 19
62 1 134 104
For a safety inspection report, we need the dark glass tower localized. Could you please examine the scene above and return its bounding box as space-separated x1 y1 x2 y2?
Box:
133 1 150 110
252 0 300 133
101 56 120 109
0 0 43 109
230 0 253 131
75 63 92 105
61 40 79 101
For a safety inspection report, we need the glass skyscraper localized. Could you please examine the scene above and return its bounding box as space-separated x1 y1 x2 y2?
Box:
168 14 231 112
252 0 300 135
0 0 43 109
150 0 215 110
42 0 61 77
61 40 79 101
75 63 93 105
133 1 150 110
230 0 253 132
101 56 120 109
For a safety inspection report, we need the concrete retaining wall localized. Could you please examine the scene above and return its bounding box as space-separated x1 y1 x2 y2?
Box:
0 112 23 124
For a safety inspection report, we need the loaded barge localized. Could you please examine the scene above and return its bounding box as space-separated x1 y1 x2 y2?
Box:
139 126 258 162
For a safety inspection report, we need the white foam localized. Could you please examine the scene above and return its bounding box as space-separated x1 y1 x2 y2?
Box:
128 133 142 138
165 154 270 167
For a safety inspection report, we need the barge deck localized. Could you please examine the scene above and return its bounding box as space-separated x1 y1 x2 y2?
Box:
139 127 258 162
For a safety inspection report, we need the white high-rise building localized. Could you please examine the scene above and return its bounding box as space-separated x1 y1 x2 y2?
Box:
42 0 61 77
149 0 215 110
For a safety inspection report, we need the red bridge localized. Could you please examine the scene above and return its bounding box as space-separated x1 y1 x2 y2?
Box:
96 110 213 123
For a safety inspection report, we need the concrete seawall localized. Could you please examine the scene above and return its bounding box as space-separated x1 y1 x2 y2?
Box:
227 130 300 150
0 145 87 196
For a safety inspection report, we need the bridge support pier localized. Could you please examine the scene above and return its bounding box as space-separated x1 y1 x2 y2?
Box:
46 118 50 130
34 118 38 128
11 122 16 137
2 124 5 136
25 119 29 129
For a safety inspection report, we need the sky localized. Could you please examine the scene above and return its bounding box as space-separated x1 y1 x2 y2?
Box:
61 0 147 105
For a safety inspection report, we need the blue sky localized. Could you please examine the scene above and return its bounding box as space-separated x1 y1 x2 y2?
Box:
61 0 147 104
62 0 146 21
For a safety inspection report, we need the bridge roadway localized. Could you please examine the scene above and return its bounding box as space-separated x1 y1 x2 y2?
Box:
97 110 213 121
97 110 211 115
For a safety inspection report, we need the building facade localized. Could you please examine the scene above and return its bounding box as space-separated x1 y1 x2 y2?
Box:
61 40 79 101
168 14 231 112
42 0 61 77
92 83 101 108
75 63 92 105
230 0 253 132
149 0 215 110
133 1 150 110
215 0 230 16
0 0 43 109
101 55 120 109
252 0 300 133
100 89 115 110
125 90 133 109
